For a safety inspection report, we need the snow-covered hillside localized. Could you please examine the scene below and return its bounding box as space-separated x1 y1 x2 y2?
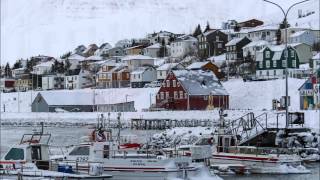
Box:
1 0 318 63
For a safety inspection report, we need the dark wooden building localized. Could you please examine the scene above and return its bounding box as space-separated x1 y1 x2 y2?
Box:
237 19 264 28
198 30 228 58
155 70 229 110
226 36 251 61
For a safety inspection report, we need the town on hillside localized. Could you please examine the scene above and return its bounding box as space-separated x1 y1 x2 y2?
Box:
0 18 320 113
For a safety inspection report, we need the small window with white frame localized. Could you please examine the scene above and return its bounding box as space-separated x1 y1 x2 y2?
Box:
291 50 295 58
166 92 169 99
179 91 183 99
265 51 270 58
160 92 164 99
266 61 270 68
273 60 277 68
292 60 296 68
174 91 178 99
172 80 176 87
259 61 263 68
166 80 170 87
282 60 287 67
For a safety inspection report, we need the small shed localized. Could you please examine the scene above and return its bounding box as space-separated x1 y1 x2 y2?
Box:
32 91 135 112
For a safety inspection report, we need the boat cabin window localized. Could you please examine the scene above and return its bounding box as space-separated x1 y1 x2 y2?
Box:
195 137 214 145
69 146 90 156
5 148 24 160
31 146 42 160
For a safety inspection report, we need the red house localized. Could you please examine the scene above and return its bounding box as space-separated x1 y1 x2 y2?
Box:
155 70 229 110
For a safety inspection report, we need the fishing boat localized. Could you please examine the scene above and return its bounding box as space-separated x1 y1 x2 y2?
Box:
54 115 221 180
210 109 310 174
0 123 112 179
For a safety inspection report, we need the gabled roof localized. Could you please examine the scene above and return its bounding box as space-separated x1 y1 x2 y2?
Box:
226 37 248 46
242 40 269 49
122 55 154 61
131 66 154 75
157 63 179 71
34 61 54 67
172 70 228 96
145 43 161 49
68 54 85 60
290 31 307 38
186 62 209 70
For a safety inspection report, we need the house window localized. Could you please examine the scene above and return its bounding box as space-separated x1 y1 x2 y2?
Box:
291 50 295 58
166 92 169 99
273 60 277 68
179 91 183 99
274 70 276 75
160 92 164 99
265 51 270 58
292 60 296 68
160 71 162 76
282 60 287 67
218 43 222 48
172 80 176 87
166 80 170 87
185 93 188 99
233 46 236 51
174 91 178 99
216 36 219 41
266 61 270 68
177 82 180 87
138 74 141 79
259 61 263 68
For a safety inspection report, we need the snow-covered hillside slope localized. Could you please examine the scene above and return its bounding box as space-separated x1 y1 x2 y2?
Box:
1 0 319 63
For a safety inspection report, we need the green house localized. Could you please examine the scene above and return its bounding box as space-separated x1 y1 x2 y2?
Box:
256 45 300 78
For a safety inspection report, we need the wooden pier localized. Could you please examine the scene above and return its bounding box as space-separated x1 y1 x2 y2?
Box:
131 118 212 130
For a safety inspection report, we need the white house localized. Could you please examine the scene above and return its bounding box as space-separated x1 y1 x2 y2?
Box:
32 61 54 75
12 68 26 78
144 43 161 58
156 63 183 81
242 40 269 60
65 54 85 70
247 24 278 42
130 66 157 88
289 30 316 46
147 31 174 45
170 35 198 58
122 55 155 71
65 69 93 89
290 43 313 64
42 75 65 90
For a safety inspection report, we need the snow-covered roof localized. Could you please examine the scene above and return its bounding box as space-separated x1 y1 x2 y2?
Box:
131 67 149 75
243 40 269 49
312 53 320 60
34 61 54 67
175 35 197 42
272 51 282 61
37 90 132 106
68 54 85 60
157 63 179 71
208 54 226 66
173 70 228 96
83 55 103 61
124 45 144 50
145 43 161 49
299 63 310 70
226 37 246 46
290 31 307 38
247 24 279 33
186 62 209 70
203 29 217 36
122 55 154 61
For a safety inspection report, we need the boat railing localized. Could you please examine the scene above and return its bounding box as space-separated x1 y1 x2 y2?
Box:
216 145 301 156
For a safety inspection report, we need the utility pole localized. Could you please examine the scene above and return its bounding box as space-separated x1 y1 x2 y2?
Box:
263 0 310 128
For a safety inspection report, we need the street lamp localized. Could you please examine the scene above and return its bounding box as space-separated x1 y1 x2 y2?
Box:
263 0 310 127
